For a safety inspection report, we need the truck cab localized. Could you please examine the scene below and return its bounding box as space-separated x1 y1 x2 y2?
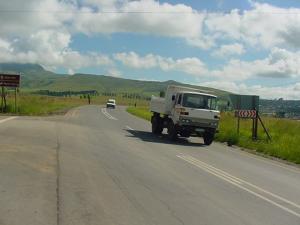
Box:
172 91 219 129
150 85 220 145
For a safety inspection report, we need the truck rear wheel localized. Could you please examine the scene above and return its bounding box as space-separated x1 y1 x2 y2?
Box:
167 121 177 141
151 114 163 134
203 131 215 145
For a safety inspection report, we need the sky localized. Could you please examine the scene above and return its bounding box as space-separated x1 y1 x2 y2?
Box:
0 0 300 99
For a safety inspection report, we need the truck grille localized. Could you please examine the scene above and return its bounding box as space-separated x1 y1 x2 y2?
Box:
179 117 218 128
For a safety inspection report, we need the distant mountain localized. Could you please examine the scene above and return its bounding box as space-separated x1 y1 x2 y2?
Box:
0 63 230 99
0 63 64 89
0 63 45 73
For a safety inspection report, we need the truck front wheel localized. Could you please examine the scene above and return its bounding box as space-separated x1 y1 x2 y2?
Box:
151 114 163 134
167 121 177 141
203 131 215 145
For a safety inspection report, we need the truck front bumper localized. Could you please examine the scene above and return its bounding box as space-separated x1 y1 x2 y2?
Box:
178 117 219 129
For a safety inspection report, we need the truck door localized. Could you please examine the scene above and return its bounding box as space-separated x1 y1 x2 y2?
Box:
172 93 182 121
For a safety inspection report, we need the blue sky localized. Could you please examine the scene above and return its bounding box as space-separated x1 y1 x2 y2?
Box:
161 0 251 11
0 0 300 99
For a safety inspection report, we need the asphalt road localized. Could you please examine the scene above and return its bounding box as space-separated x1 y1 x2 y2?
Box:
1 105 300 225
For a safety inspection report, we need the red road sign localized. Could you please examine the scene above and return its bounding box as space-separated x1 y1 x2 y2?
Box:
235 110 257 118
0 74 20 87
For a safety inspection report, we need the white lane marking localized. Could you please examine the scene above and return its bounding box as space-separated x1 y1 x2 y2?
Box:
227 148 300 175
177 154 300 218
232 180 300 218
101 108 118 120
178 155 242 185
179 154 300 210
180 155 300 210
64 109 78 118
71 109 78 117
125 125 134 131
0 116 17 124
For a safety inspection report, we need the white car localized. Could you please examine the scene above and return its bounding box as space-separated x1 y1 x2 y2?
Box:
106 99 116 109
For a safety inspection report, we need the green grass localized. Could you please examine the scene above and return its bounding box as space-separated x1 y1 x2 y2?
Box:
216 113 300 163
1 94 86 115
126 107 300 164
1 94 149 116
127 106 152 121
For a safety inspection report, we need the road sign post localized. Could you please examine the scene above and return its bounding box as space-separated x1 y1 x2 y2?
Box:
231 94 271 141
237 117 240 134
0 74 20 87
231 94 261 140
235 110 257 118
1 86 4 112
0 74 21 113
15 88 17 113
254 115 258 140
235 109 258 140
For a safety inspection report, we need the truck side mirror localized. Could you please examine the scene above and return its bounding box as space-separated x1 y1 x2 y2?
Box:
172 95 175 101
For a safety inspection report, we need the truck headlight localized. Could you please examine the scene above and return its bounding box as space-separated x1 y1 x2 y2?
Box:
181 118 190 123
214 115 220 119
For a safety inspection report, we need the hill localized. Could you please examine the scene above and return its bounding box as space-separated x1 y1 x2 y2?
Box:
2 63 300 117
0 63 230 99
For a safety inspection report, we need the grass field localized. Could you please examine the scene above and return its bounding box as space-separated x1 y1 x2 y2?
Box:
1 94 86 115
126 107 300 164
1 94 149 116
127 106 152 121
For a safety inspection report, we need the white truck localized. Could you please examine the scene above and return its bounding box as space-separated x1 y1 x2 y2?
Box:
149 85 220 145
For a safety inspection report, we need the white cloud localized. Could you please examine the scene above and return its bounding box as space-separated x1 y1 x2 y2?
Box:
210 47 300 80
186 36 216 50
113 49 300 99
0 38 10 50
114 51 207 76
279 24 300 48
1 0 300 62
60 50 113 70
114 48 300 81
0 30 113 71
114 52 157 69
68 68 75 75
74 1 300 51
115 48 300 81
74 0 204 38
0 0 299 100
84 0 119 9
161 57 207 75
107 68 122 77
202 81 300 100
73 0 209 48
114 50 300 100
212 43 245 58
0 0 74 37
205 2 300 49
71 1 300 51
0 0 86 71
73 1 300 50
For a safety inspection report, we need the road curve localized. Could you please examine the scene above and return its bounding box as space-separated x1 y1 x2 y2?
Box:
0 105 300 225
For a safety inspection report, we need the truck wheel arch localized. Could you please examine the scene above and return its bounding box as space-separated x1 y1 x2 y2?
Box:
167 119 178 141
203 130 215 145
151 113 163 134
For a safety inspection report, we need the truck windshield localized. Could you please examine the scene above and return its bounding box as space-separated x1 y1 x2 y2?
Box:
182 94 217 110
